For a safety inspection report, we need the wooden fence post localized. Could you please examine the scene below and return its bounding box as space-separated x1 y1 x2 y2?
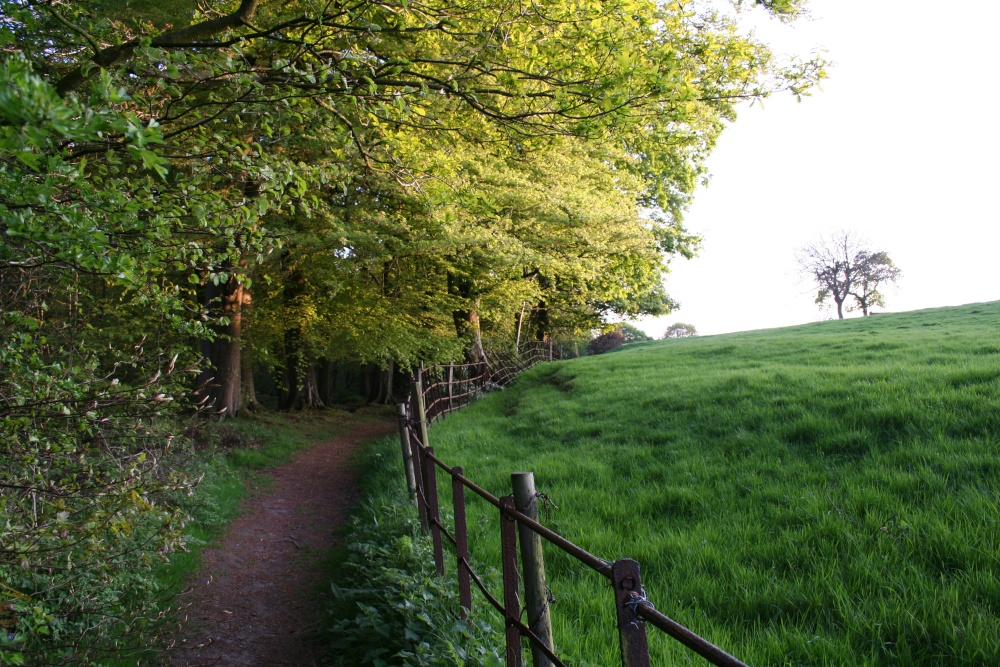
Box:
452 466 472 617
447 364 454 414
511 472 554 667
412 367 431 446
396 402 416 499
500 496 524 667
424 447 445 576
612 559 651 667
412 430 428 532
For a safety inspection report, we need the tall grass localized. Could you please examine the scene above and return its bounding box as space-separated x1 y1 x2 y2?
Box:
428 302 1000 666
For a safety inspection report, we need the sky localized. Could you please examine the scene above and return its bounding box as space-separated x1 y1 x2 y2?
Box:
638 0 1000 337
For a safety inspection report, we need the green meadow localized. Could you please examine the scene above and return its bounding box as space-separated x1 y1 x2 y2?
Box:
427 302 1000 666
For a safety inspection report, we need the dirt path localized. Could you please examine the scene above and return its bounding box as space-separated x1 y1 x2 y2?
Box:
166 417 397 667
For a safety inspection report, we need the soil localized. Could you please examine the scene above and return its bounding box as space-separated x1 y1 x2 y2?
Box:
165 415 398 667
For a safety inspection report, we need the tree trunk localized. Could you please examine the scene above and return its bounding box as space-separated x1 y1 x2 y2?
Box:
448 273 487 363
302 364 325 409
239 282 259 413
279 326 302 410
835 298 845 319
530 300 551 341
200 268 244 419
241 349 259 413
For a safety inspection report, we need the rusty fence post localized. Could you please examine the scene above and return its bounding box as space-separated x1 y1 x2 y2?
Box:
511 472 554 667
452 466 472 617
396 402 416 499
500 496 524 667
612 559 651 667
424 446 445 576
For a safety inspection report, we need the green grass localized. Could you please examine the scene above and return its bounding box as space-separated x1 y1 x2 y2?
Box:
427 302 1000 666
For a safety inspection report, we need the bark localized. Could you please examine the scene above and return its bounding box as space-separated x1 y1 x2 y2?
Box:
279 326 302 410
448 273 487 363
241 348 259 413
316 360 338 405
530 300 551 342
200 270 244 419
302 365 325 409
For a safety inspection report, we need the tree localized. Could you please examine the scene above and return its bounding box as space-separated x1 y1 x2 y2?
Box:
587 329 626 355
1 0 825 414
617 324 653 343
850 250 902 316
664 322 698 338
798 232 901 318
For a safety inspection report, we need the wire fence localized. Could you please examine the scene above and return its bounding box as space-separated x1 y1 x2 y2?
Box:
419 342 557 425
395 350 750 667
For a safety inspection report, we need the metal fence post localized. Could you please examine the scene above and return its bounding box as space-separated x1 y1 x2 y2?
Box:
396 402 416 499
511 472 554 667
452 466 472 617
612 559 651 667
424 447 445 576
500 496 524 667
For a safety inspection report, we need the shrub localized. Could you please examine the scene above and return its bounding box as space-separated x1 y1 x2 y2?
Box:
587 329 626 355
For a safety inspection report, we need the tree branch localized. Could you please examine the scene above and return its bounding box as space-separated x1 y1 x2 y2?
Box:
54 0 262 96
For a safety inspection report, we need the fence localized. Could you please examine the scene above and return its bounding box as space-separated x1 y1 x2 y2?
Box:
418 342 558 425
395 356 750 667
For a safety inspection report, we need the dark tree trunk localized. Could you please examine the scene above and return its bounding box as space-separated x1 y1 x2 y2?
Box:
279 326 302 410
239 282 259 413
198 266 244 419
302 365 325 409
530 300 551 342
448 273 487 363
316 359 338 405
241 349 259 413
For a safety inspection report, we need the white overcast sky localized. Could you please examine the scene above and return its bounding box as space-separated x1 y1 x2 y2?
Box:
638 0 1000 337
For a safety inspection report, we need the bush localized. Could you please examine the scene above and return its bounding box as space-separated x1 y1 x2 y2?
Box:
587 329 626 355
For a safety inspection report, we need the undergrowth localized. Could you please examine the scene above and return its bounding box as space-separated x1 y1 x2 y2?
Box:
322 436 504 667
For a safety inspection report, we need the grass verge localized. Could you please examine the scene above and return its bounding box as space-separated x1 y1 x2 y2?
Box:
319 433 504 667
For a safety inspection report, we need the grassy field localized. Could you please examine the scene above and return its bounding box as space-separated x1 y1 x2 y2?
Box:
427 301 1000 666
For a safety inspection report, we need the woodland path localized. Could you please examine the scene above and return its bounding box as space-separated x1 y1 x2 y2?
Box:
165 414 398 667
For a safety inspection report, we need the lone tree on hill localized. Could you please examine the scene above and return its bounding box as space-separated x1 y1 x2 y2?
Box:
798 232 901 318
664 322 698 338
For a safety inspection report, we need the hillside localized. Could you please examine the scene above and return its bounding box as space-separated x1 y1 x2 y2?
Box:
429 301 1000 666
